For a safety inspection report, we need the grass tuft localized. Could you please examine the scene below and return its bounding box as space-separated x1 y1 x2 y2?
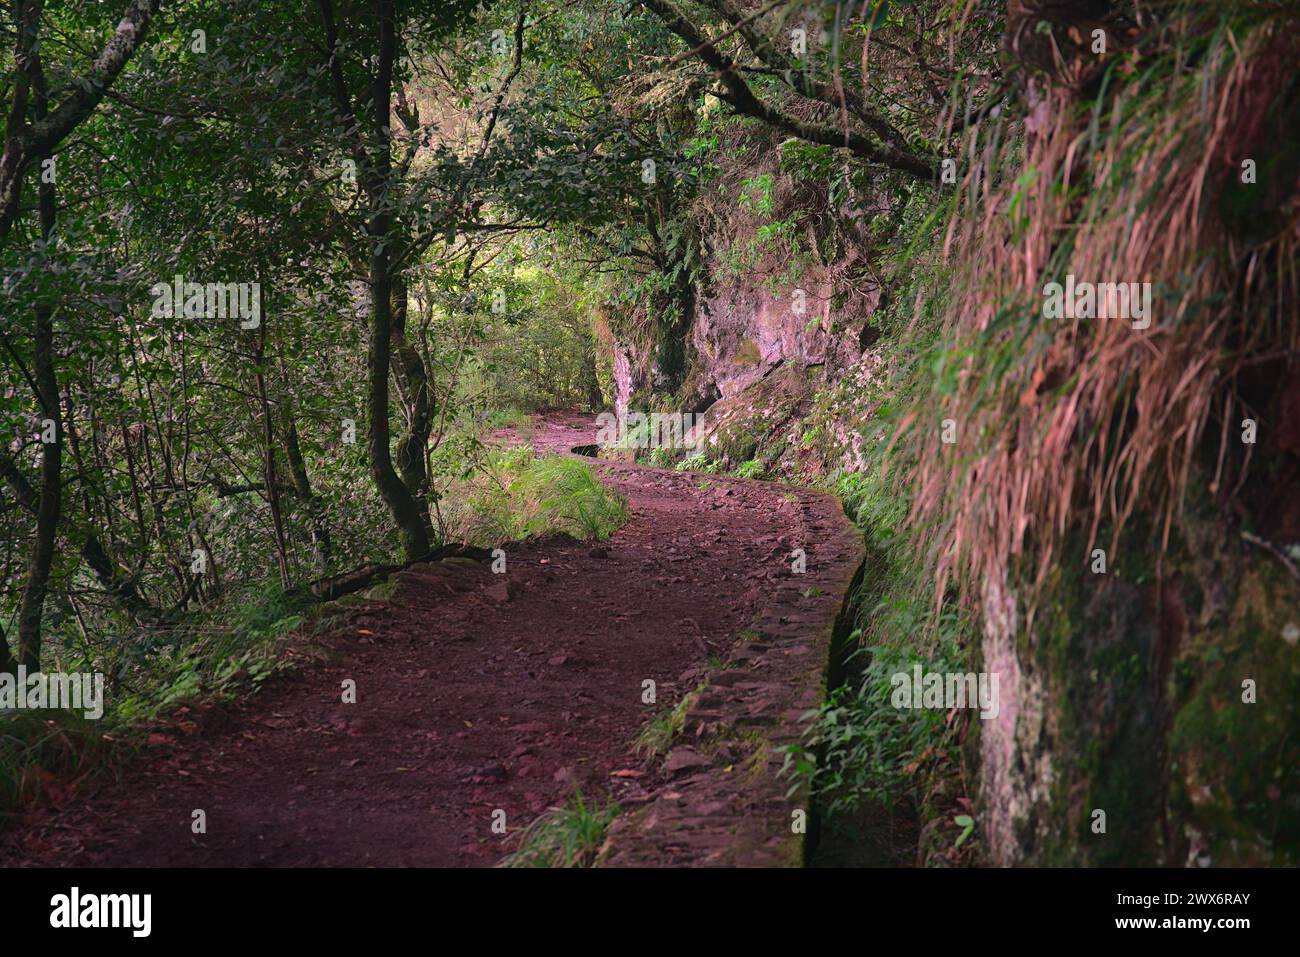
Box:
499 788 618 868
442 448 630 546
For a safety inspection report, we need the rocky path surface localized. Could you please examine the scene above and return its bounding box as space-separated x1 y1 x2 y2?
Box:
2 412 862 867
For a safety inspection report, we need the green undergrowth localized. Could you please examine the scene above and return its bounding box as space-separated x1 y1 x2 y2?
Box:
486 408 534 434
673 452 722 474
114 583 324 724
785 461 978 866
442 447 630 546
499 788 619 868
0 708 116 829
0 579 330 829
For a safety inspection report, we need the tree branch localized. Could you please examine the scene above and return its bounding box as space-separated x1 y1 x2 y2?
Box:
639 0 935 180
0 0 163 240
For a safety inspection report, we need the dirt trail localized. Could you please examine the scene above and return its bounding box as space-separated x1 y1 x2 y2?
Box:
2 412 853 867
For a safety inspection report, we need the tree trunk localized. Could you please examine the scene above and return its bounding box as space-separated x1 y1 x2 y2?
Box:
279 392 332 567
0 614 13 678
363 0 430 561
368 248 431 560
390 274 433 535
254 317 292 589
15 58 61 671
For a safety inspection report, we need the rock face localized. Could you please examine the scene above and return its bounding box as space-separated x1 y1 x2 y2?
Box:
613 272 874 420
691 277 866 400
977 511 1300 867
613 345 634 417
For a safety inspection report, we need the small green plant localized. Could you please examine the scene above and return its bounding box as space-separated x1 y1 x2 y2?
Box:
735 459 764 480
115 582 312 723
500 788 618 868
954 814 976 849
636 683 705 760
675 452 717 473
779 139 835 181
738 173 775 214
645 446 676 469
364 577 400 601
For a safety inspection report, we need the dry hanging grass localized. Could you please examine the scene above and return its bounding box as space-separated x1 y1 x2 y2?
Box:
902 2 1299 622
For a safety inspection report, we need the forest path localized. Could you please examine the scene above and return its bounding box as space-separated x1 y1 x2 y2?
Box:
3 412 854 867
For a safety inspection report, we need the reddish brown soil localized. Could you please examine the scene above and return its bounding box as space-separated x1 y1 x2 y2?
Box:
2 413 829 867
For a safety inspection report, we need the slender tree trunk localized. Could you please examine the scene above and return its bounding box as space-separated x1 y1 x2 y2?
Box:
363 0 429 561
119 414 152 554
126 326 185 594
279 393 332 567
368 248 430 560
390 274 433 535
63 378 156 614
15 53 61 672
254 314 292 589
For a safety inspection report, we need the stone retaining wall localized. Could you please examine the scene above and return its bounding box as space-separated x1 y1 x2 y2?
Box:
598 482 864 867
